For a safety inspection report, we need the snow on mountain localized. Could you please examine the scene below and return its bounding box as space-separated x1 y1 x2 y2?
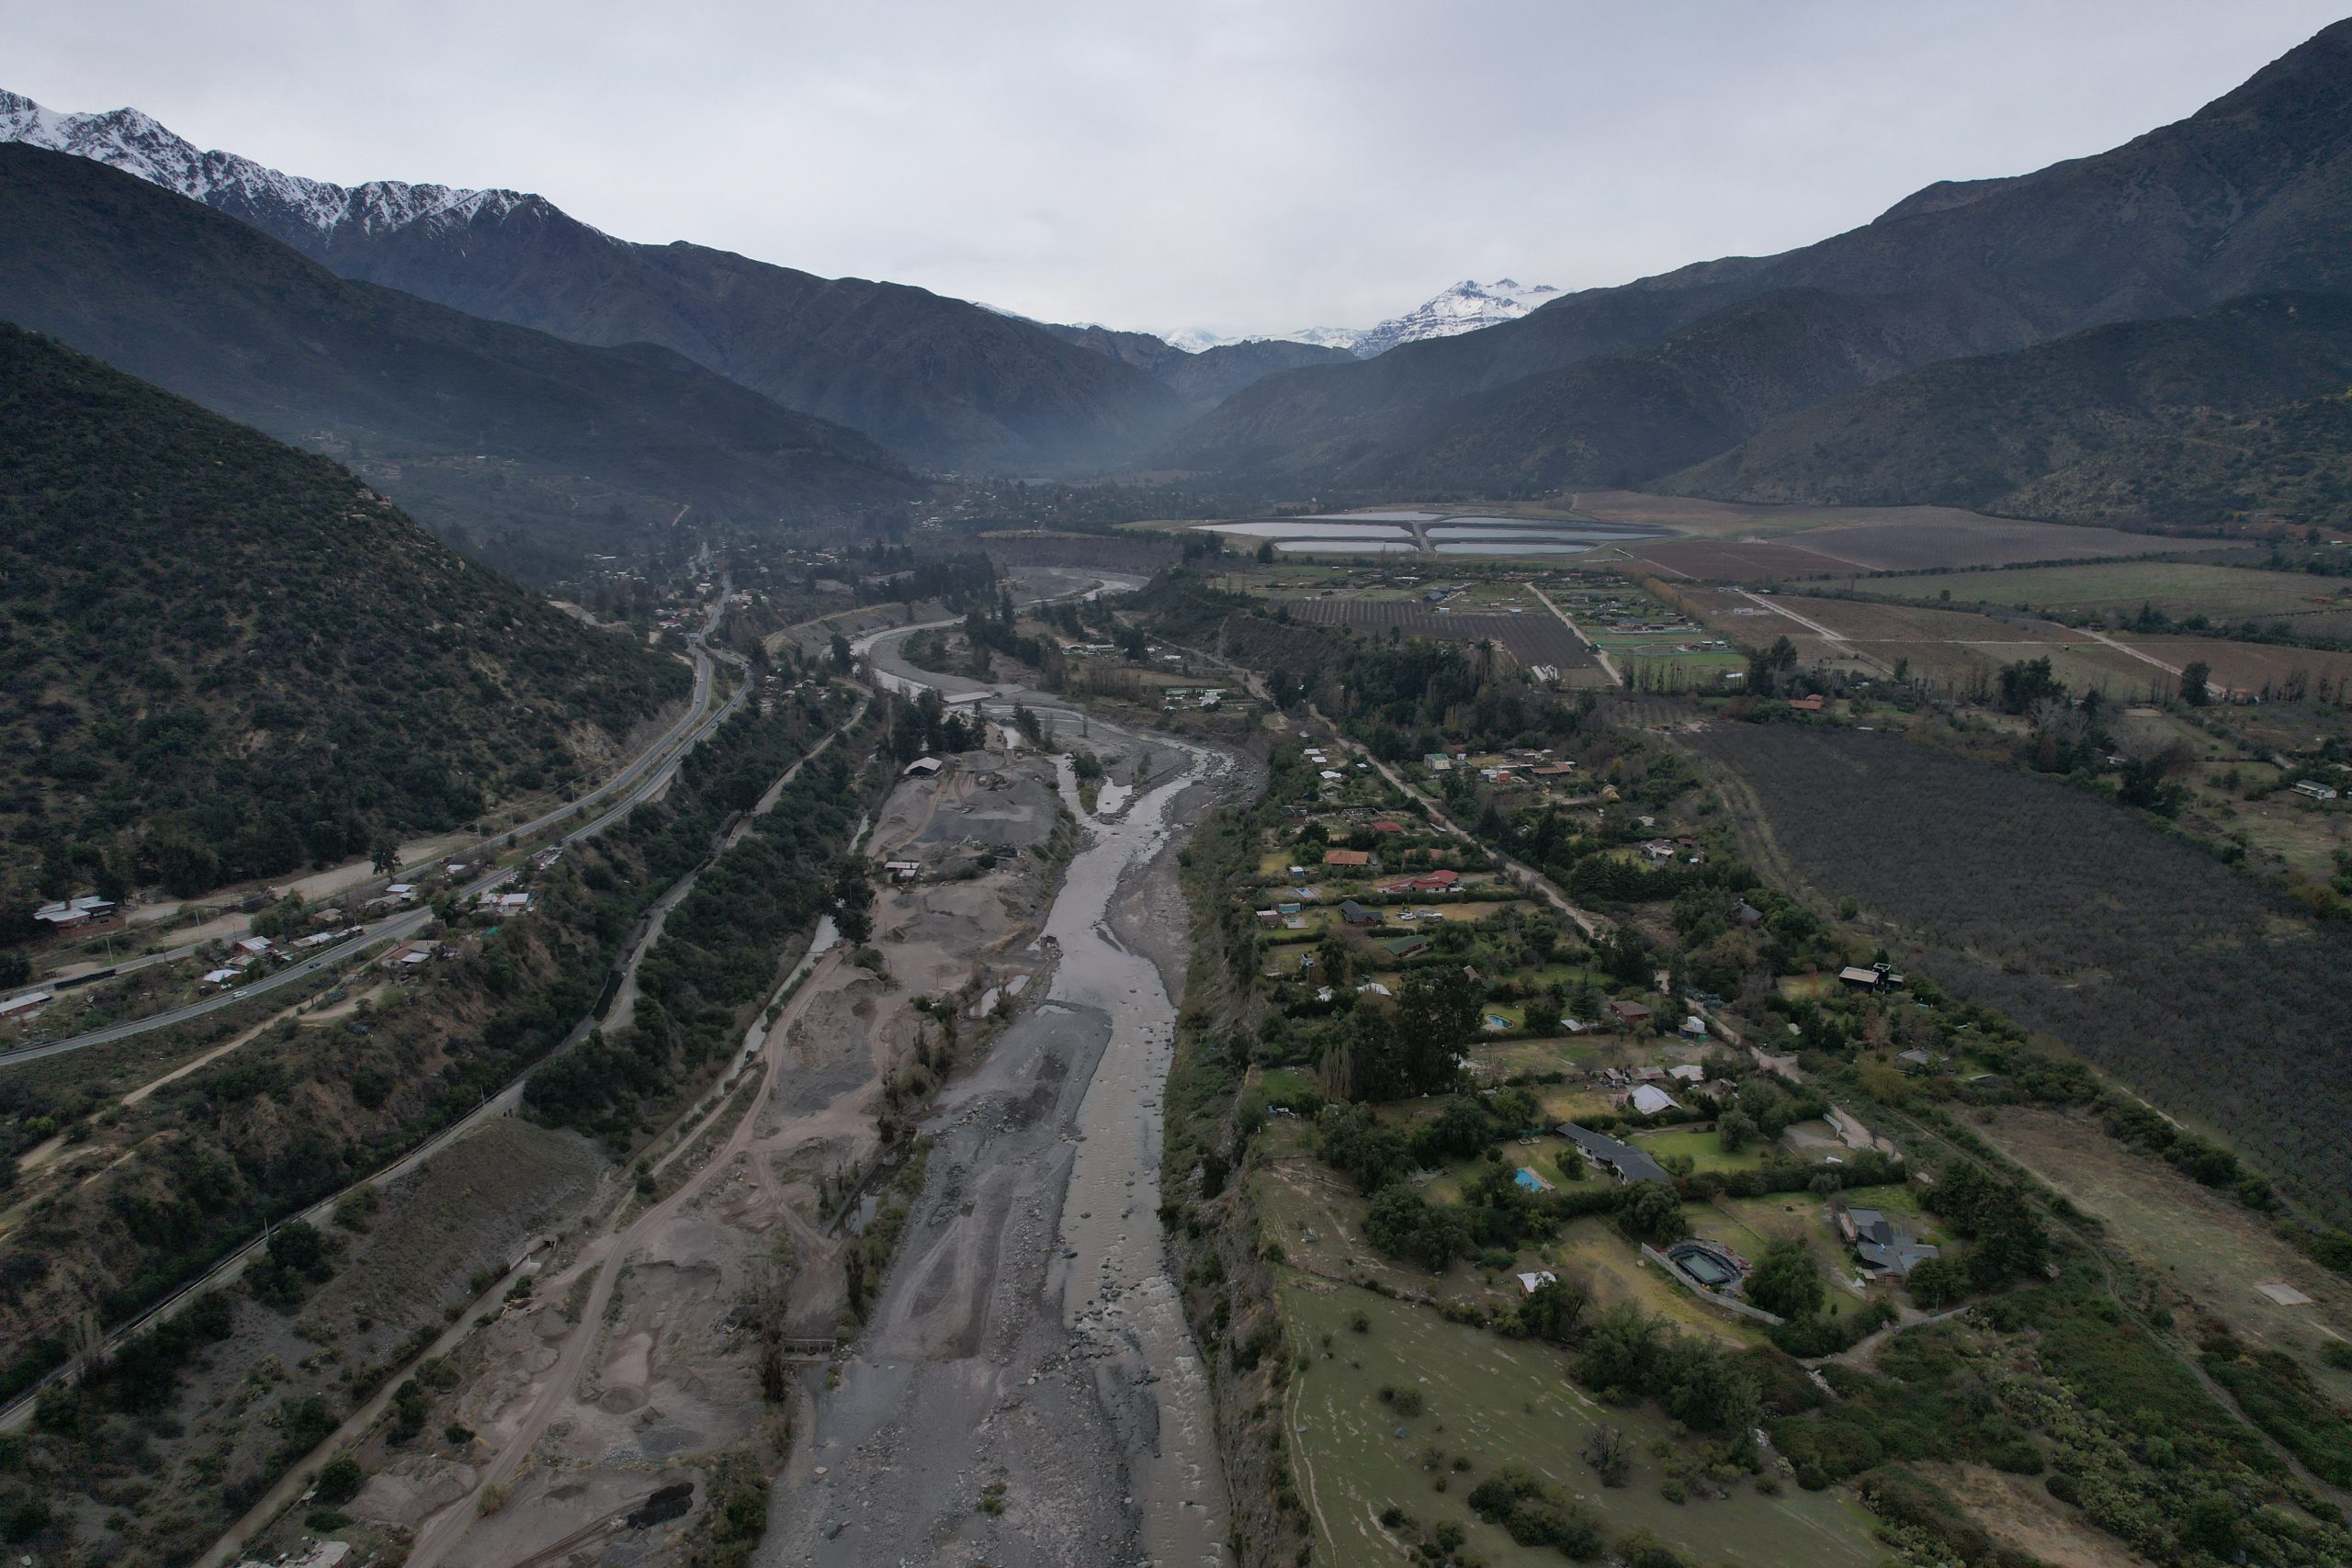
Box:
1339 278 1561 356
1162 279 1560 359
0 88 551 243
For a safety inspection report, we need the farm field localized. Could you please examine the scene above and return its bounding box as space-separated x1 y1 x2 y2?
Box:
1691 723 2352 1225
1678 590 2181 695
1973 1104 2352 1392
1277 1281 1884 1568
1620 510 2232 581
1279 597 1602 676
1827 559 2340 623
2121 634 2352 697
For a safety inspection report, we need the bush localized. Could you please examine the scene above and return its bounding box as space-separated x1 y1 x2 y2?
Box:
314 1455 364 1505
1465 1466 1604 1558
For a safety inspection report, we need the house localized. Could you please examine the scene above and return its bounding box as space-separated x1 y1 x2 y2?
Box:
198 968 239 989
1378 869 1459 895
492 892 534 915
1787 694 1826 713
1530 763 1575 779
1555 1122 1669 1184
1608 998 1652 1027
1254 908 1283 928
1339 899 1382 926
385 883 420 901
884 860 922 882
2292 780 2338 801
1838 964 1900 990
1895 1047 1949 1074
1733 901 1764 929
1322 849 1374 871
1838 1206 1940 1277
1516 1269 1560 1295
1355 981 1392 998
1380 934 1430 961
903 756 944 778
1370 819 1405 835
1667 1064 1706 1085
32 895 116 930
235 936 272 957
1679 1015 1708 1040
1628 1084 1681 1117
381 941 438 971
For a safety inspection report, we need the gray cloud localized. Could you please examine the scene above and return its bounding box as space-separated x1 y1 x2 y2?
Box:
3 0 2344 335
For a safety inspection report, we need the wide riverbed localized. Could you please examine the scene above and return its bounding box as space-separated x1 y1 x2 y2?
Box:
764 623 1235 1566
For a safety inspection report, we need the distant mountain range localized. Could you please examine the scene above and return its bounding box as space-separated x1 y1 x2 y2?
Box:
0 143 917 577
1148 19 2352 515
0 90 1314 476
1159 279 1565 358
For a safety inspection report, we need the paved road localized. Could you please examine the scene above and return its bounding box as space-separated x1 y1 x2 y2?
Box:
0 601 743 1070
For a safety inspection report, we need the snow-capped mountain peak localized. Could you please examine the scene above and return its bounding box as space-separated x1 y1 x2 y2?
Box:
0 88 558 245
1161 277 1561 359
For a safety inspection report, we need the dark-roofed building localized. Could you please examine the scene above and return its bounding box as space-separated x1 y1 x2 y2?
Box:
1555 1122 1669 1184
1340 899 1382 926
1838 1205 1939 1277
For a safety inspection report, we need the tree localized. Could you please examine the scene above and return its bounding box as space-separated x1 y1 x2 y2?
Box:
1715 1108 1758 1153
1365 1186 1469 1272
1743 1236 1826 1320
1315 934 1351 988
370 838 400 876
1516 1277 1592 1344
831 859 875 946
1612 1180 1688 1245
1256 540 1275 564
829 632 853 673
2179 660 2211 705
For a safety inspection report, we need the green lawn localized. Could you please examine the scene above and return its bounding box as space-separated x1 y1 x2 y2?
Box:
1280 1280 1883 1568
1626 1126 1776 1176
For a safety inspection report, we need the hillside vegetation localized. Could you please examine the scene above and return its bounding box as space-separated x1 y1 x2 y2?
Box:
0 145 917 577
1669 292 2352 516
0 325 688 909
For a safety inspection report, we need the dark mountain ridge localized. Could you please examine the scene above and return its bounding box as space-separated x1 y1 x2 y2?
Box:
0 144 918 576
0 90 1193 476
1154 19 2352 488
1667 290 2352 513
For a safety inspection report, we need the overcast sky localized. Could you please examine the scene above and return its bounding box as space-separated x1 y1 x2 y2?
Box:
4 1 2346 336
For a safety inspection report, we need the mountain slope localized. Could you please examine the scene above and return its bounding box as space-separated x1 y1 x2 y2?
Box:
1155 18 2352 485
0 144 916 576
0 323 690 907
0 90 1185 475
1035 321 1355 411
1668 292 2352 511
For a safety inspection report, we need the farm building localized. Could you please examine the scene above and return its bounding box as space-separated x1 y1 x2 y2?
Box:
1627 1084 1680 1117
